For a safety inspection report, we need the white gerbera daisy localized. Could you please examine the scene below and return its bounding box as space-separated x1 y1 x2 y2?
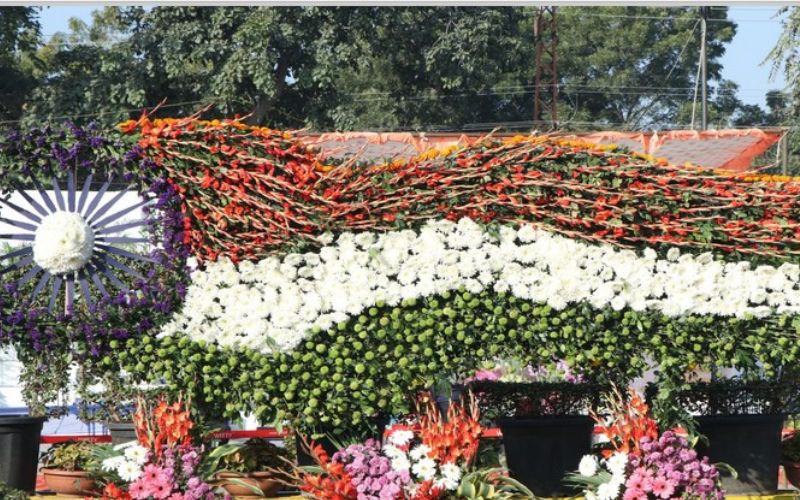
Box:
578 454 599 477
411 457 437 481
117 460 142 482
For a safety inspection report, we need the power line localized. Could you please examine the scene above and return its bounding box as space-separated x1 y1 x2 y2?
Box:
0 100 212 126
344 84 789 98
575 13 781 24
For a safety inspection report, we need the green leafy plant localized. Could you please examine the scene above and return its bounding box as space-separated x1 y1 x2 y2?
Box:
455 467 536 499
0 481 29 500
217 439 290 473
41 440 98 471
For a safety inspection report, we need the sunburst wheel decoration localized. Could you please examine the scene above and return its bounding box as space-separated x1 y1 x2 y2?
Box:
0 171 156 312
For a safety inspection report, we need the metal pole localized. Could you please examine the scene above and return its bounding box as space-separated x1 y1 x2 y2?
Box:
533 8 543 126
781 131 789 175
550 7 558 129
700 6 708 130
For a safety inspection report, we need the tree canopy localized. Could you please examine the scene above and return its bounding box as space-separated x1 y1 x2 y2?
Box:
0 5 784 132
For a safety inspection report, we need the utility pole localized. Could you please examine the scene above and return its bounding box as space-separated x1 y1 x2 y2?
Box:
533 6 558 130
700 6 708 130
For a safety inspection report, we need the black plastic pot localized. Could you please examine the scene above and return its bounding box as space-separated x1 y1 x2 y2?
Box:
498 415 594 497
695 414 784 495
107 420 137 445
0 415 46 492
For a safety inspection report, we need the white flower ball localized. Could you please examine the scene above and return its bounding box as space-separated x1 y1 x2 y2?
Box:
33 211 94 274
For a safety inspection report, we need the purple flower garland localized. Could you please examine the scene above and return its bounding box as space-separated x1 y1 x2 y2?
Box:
0 122 189 415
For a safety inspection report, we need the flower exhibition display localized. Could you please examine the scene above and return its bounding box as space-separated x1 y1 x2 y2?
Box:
1 116 800 498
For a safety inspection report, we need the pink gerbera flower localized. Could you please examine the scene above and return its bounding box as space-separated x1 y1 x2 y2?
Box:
626 473 645 491
143 464 161 481
151 479 173 500
128 480 148 499
622 487 647 500
651 476 676 499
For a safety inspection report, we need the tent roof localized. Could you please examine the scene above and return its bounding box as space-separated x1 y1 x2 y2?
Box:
300 128 786 172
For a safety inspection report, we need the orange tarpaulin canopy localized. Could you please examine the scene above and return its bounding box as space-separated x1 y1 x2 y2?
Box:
302 129 784 172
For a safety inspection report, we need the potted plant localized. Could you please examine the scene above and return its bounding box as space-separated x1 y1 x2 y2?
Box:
214 438 289 497
781 430 800 488
40 440 100 495
0 345 67 491
566 386 725 500
466 358 604 497
664 379 792 495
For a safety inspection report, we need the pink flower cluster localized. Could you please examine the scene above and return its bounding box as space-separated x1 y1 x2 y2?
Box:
128 445 222 500
332 439 409 500
623 431 724 500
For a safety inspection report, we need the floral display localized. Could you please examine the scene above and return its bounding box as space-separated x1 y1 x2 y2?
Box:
331 440 408 499
0 122 188 416
106 118 799 431
121 117 800 264
284 397 530 500
101 441 151 482
566 388 724 500
383 398 482 497
592 387 659 458
93 397 228 500
625 432 723 500
162 217 800 353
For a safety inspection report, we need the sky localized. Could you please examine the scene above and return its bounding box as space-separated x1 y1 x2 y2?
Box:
38 4 789 109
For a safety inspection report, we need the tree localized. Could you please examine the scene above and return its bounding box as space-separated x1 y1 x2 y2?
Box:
766 7 800 174
0 7 40 121
25 7 373 127
23 8 145 126
320 7 534 131
767 6 800 115
557 6 735 129
19 6 739 131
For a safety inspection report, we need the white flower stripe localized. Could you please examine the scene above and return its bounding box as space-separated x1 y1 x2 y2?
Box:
160 218 800 353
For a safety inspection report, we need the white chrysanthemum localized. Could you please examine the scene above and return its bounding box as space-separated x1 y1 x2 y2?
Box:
117 460 142 482
165 217 800 353
33 211 94 274
412 457 437 481
578 454 599 477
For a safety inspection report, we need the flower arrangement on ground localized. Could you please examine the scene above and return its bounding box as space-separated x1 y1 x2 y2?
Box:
566 387 724 500
92 396 236 500
283 395 532 499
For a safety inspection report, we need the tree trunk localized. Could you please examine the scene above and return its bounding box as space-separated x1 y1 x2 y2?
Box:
246 57 291 126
